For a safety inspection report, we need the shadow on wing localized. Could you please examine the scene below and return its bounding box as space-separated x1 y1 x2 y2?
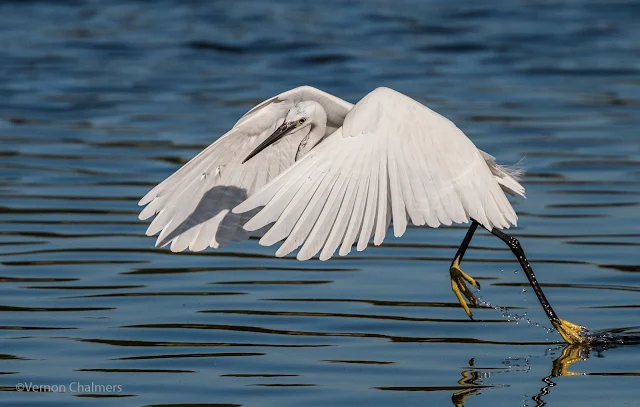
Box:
157 185 260 250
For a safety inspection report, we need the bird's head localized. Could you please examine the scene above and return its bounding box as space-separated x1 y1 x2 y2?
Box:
284 101 318 128
242 101 321 164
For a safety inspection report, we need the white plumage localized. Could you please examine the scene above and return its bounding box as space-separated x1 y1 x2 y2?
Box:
138 86 351 252
140 86 524 259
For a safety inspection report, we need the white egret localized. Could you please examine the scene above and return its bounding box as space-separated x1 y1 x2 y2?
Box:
139 86 587 343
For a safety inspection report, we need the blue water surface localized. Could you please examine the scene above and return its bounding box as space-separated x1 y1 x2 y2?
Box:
0 1 639 406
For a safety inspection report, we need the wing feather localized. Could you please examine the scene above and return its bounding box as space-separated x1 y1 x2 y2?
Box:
338 145 371 256
298 171 350 260
386 133 407 237
399 137 425 226
357 136 380 251
276 143 356 256
241 158 320 230
320 169 358 260
258 166 328 246
374 135 389 245
276 171 339 257
410 129 451 225
395 127 427 228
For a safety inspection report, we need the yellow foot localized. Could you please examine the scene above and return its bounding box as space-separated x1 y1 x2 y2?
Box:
450 257 480 319
551 318 589 344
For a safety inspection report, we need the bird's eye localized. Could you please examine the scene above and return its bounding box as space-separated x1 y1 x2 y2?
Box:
298 118 306 125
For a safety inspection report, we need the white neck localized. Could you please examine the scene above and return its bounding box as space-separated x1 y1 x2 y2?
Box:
295 105 327 161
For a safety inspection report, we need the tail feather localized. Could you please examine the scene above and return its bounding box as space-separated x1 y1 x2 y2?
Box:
479 150 526 198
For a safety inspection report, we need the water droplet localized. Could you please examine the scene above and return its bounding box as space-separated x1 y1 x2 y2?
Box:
522 288 527 293
514 270 519 274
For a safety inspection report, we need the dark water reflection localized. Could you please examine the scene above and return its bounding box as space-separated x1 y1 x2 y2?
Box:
1 1 639 406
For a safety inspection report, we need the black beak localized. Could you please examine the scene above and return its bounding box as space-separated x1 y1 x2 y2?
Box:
242 121 296 164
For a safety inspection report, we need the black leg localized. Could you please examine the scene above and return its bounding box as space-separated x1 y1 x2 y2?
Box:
464 219 587 344
485 226 560 324
451 220 479 272
449 221 481 318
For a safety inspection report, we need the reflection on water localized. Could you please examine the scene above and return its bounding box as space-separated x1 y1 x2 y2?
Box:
1 0 639 406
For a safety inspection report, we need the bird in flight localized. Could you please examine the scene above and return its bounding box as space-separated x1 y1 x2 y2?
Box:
139 86 587 344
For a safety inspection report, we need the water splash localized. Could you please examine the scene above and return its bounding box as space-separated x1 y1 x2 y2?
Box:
581 330 629 346
476 297 555 334
478 296 638 345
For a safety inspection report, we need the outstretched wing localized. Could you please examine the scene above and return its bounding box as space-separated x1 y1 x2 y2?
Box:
138 86 352 252
234 87 525 260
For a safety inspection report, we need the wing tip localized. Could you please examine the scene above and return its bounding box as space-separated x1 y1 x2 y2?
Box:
296 251 314 261
231 203 247 214
392 222 407 238
138 192 156 206
245 218 264 233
